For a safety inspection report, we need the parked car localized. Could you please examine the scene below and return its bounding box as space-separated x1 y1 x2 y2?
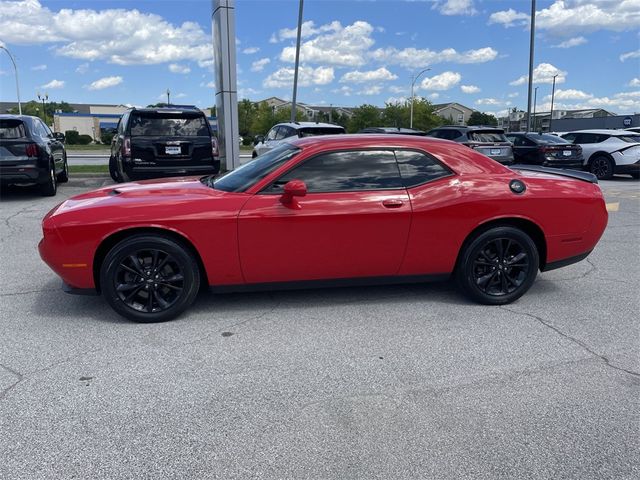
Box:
0 114 68 196
561 129 640 179
252 122 345 158
425 126 514 165
625 127 640 134
40 134 607 322
505 132 583 169
109 106 219 182
358 127 427 135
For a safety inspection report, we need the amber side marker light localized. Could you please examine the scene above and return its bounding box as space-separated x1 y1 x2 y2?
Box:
62 264 88 268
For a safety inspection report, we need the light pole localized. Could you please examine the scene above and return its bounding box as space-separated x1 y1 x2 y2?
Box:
166 88 170 106
410 67 431 129
37 91 48 125
290 0 304 123
0 44 22 114
526 0 536 132
549 74 558 132
532 87 538 132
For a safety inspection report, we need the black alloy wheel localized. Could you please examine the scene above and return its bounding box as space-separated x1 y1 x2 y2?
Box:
457 226 539 305
40 160 57 196
589 155 613 180
101 235 200 322
57 154 69 183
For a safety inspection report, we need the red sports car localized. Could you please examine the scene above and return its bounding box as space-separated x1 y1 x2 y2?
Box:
39 135 608 322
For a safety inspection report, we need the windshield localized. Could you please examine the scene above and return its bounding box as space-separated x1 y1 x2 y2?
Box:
617 135 640 143
528 134 571 144
209 143 300 192
129 112 209 137
468 131 507 142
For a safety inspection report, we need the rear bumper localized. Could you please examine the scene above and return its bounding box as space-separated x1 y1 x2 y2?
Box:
123 159 220 177
0 161 47 184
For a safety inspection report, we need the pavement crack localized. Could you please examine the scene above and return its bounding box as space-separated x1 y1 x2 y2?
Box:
500 306 640 379
0 363 24 401
0 288 58 297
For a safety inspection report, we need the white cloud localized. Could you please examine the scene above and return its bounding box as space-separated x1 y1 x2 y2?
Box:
75 63 89 74
158 92 186 100
461 85 480 94
332 86 353 97
488 8 529 27
238 87 260 98
386 96 408 105
280 21 375 67
435 0 477 16
41 79 64 89
475 98 503 106
370 46 497 68
420 71 462 91
86 75 122 90
201 81 215 89
552 36 587 48
340 67 397 84
490 1 640 35
620 49 640 62
508 92 519 98
168 63 191 74
242 47 260 54
251 58 271 72
389 85 408 94
510 63 567 86
429 92 440 100
546 88 593 100
0 0 213 66
629 78 640 87
264 66 334 88
31 64 47 71
359 85 383 95
275 20 341 42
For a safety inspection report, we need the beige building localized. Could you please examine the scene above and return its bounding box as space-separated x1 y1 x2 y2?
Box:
54 115 102 142
433 103 475 125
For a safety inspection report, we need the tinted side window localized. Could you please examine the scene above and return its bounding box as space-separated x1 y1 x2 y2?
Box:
32 120 47 138
274 126 289 140
274 150 403 192
266 127 279 141
394 150 452 187
561 133 577 143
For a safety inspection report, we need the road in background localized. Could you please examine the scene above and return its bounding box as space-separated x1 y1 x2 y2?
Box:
0 178 638 479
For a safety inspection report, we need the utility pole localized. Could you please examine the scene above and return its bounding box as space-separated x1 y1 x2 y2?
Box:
290 0 304 123
37 91 48 125
532 87 538 132
549 74 558 132
166 88 170 106
410 67 431 129
1 44 22 114
526 0 536 132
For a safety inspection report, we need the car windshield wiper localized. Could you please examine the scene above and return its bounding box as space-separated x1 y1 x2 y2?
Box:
200 174 216 189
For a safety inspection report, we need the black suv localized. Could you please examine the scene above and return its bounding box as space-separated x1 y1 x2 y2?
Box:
109 107 219 182
426 125 514 165
0 114 68 196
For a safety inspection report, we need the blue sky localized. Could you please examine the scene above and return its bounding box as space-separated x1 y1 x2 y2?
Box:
0 0 639 117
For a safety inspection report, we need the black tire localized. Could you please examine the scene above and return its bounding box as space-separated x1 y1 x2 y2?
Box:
109 155 124 183
100 235 201 322
456 226 539 305
57 154 69 183
589 155 614 180
252 151 258 159
39 160 57 196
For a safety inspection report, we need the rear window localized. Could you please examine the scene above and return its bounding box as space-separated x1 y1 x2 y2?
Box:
468 131 507 142
129 112 209 137
0 120 26 139
298 127 346 137
528 134 571 144
616 135 640 143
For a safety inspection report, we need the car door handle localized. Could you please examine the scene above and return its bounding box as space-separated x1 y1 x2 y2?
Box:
382 199 404 208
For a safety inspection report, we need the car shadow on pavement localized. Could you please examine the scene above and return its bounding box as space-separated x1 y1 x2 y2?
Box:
0 183 48 201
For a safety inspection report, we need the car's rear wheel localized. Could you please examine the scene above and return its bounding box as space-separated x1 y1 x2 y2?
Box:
100 235 200 322
40 160 57 196
109 155 124 183
456 226 539 305
589 155 613 180
57 154 69 183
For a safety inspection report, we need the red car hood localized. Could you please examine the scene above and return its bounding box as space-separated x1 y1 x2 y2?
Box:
47 176 232 220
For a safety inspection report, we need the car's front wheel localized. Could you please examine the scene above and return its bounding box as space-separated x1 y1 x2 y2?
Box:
100 235 201 322
589 155 614 180
456 226 539 305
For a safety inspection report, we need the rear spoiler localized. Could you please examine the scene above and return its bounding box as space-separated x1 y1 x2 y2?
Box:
510 164 598 184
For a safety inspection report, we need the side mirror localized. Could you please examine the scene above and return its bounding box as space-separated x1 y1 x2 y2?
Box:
254 135 264 145
281 179 307 204
53 132 65 142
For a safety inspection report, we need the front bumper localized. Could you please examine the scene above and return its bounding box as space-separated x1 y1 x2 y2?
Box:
614 161 640 175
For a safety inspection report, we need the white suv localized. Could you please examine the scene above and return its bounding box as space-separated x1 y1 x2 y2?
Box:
561 129 640 180
252 122 345 158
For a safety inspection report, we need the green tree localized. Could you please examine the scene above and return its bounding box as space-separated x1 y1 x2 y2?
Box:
346 104 382 133
8 99 73 123
468 111 498 126
238 99 256 137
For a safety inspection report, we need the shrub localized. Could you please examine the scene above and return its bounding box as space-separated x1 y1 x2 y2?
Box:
77 134 93 145
65 130 80 144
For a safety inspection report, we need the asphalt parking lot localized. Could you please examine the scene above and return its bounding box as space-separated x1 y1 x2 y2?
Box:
1 176 638 479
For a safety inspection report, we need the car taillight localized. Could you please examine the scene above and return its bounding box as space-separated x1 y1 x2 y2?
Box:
121 136 131 157
25 143 38 157
211 137 219 158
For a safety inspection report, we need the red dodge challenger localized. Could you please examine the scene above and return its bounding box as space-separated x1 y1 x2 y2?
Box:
39 135 608 322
